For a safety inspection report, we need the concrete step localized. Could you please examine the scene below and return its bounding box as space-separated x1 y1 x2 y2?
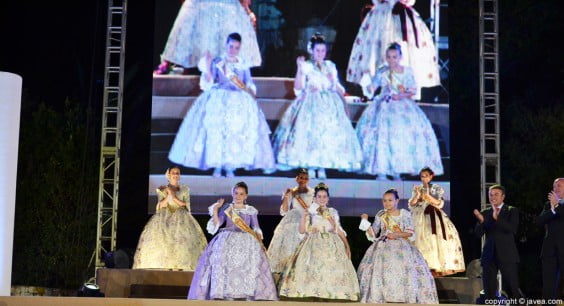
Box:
151 95 449 124
152 75 296 99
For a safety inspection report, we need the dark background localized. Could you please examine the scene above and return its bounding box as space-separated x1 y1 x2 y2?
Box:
1 0 563 297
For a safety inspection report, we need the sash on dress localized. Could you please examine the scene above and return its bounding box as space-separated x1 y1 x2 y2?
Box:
424 205 447 240
291 187 310 210
419 185 447 240
224 207 267 251
391 2 420 48
221 61 256 98
380 212 402 234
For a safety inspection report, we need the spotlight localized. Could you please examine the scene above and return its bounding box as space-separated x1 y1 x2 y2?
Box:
79 282 104 297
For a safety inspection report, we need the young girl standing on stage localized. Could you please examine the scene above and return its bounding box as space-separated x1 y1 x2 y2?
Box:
155 0 261 73
267 168 314 280
409 167 465 276
358 188 438 303
187 182 278 301
355 42 443 180
272 33 363 179
347 0 440 98
133 166 207 270
278 183 359 301
168 33 275 177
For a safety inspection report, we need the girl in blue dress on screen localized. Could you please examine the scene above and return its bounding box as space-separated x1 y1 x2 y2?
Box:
168 33 275 177
355 42 443 180
155 0 261 74
272 33 363 179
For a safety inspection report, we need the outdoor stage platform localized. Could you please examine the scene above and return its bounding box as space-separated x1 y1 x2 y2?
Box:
0 296 478 306
92 268 481 304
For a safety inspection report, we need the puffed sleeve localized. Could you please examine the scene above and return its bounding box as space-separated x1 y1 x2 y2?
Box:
297 213 310 240
401 209 416 242
294 61 312 96
432 184 445 209
248 206 263 236
242 66 257 95
373 211 383 233
155 188 167 211
280 193 292 216
359 218 375 242
327 61 345 93
198 57 218 91
404 67 417 93
182 185 191 212
371 67 386 89
359 218 372 231
206 203 225 235
331 208 347 236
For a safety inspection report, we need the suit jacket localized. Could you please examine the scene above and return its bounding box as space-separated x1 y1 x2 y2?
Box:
475 204 520 263
537 201 564 258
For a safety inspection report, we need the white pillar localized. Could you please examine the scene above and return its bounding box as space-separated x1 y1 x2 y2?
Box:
0 72 22 296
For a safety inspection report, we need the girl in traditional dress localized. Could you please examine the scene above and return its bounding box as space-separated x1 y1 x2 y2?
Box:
187 182 278 300
278 183 359 301
347 0 440 98
355 42 443 180
168 33 275 177
267 168 314 280
358 188 438 303
155 0 260 74
272 33 363 179
132 166 207 270
409 167 465 276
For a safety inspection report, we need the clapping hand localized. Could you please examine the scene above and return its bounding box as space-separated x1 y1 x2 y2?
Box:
473 209 484 223
549 191 560 209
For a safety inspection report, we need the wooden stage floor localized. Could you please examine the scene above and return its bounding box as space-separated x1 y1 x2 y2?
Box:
92 268 481 304
0 296 477 305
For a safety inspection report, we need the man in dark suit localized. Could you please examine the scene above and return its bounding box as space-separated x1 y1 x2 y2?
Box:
537 178 564 300
473 184 522 300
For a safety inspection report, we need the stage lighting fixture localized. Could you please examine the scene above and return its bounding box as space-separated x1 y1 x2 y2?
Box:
79 282 104 297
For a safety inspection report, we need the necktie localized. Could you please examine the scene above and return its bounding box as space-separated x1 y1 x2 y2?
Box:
494 207 500 219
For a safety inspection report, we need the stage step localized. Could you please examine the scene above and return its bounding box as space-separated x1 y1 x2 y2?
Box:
96 268 478 303
435 276 482 304
96 268 194 298
129 284 188 299
151 95 449 125
153 75 296 99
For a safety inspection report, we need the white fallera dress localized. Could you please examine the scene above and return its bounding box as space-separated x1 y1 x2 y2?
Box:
161 0 261 68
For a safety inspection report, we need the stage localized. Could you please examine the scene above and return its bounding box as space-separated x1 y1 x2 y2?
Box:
0 268 481 305
92 268 481 304
0 296 479 306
